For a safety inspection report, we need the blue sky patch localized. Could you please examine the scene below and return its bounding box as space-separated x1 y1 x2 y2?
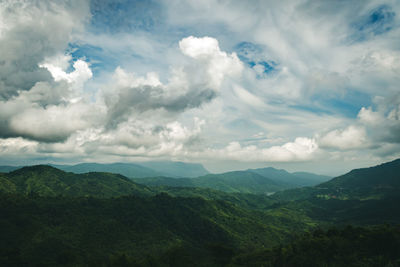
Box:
67 43 118 75
351 4 395 42
312 90 372 118
89 0 163 34
235 42 277 76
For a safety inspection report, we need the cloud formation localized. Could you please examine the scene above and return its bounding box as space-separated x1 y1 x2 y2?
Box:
318 126 368 150
103 36 243 126
1 0 400 174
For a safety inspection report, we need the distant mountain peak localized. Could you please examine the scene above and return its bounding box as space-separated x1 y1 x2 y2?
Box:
11 164 63 174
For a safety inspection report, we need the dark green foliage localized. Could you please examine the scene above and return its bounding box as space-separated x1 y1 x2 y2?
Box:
274 158 400 202
3 165 154 198
134 171 284 194
154 186 279 210
319 158 400 199
0 193 291 266
231 225 400 267
132 176 195 188
1 159 400 266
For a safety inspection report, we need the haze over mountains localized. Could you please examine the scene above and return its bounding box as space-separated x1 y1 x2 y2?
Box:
1 161 209 178
275 158 400 201
0 161 330 194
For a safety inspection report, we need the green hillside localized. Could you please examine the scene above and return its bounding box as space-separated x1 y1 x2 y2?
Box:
52 161 210 178
133 171 284 194
248 167 331 187
0 192 305 266
3 165 153 198
1 159 400 266
194 171 283 193
232 225 400 267
274 159 400 202
151 186 279 211
320 158 400 197
52 162 163 178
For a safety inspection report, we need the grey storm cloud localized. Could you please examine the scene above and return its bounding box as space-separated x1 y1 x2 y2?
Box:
0 0 91 142
104 83 216 127
103 36 243 127
0 0 90 100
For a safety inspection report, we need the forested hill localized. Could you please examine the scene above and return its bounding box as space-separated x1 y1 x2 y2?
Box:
133 171 284 194
247 167 331 187
54 161 210 178
274 158 400 201
0 165 153 198
1 160 400 266
322 158 400 189
0 161 210 178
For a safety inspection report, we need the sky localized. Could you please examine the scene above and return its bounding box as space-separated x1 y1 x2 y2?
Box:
0 0 399 175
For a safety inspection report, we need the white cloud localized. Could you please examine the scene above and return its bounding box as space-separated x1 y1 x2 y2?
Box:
179 36 243 89
0 0 90 100
318 125 368 150
201 137 318 162
357 101 400 144
1 0 400 174
40 55 93 85
102 36 244 126
0 137 38 155
358 107 381 125
8 102 101 142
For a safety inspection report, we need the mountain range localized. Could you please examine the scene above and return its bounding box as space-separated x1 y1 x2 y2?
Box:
1 161 210 178
0 159 399 266
274 158 400 201
0 161 331 194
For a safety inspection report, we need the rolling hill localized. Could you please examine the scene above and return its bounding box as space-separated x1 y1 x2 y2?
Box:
133 171 284 194
274 158 400 202
0 166 308 266
0 165 153 198
0 165 280 211
52 162 163 178
1 161 210 179
1 159 400 266
248 167 331 187
53 161 210 178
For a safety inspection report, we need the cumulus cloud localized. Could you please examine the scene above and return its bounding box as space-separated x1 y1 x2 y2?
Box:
0 0 97 143
103 36 243 126
0 0 90 100
40 54 93 86
201 137 318 162
1 0 400 173
0 137 38 155
358 99 400 143
0 55 101 142
318 126 368 150
37 117 206 160
179 36 243 89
